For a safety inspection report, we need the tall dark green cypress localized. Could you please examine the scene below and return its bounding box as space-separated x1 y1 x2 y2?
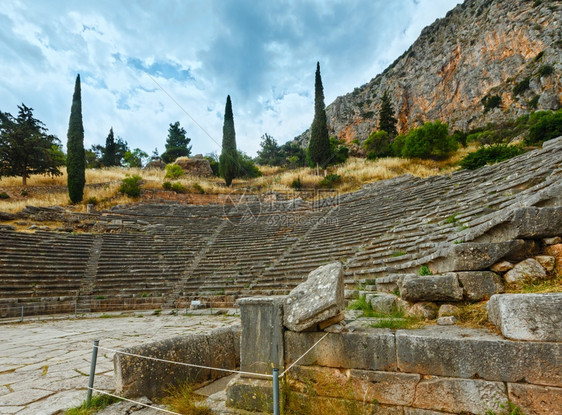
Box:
219 95 238 186
102 127 116 166
66 74 85 203
379 90 398 138
307 62 331 171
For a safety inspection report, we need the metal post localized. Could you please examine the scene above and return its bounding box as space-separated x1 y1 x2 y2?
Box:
86 340 99 407
75 301 77 318
184 301 188 316
273 368 280 415
20 306 24 322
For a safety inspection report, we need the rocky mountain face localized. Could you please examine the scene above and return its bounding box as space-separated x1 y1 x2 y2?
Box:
298 0 561 145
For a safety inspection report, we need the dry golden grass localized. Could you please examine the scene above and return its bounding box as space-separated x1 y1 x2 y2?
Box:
0 146 480 213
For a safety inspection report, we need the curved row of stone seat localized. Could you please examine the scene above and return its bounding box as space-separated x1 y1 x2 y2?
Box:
0 230 95 317
0 137 560 315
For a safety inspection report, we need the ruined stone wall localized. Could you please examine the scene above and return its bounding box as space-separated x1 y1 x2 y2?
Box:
285 327 560 415
114 326 240 400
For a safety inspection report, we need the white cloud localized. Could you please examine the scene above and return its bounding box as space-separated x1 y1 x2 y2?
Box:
0 0 460 157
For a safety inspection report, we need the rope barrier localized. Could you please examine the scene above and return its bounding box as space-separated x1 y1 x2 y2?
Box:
280 332 329 378
96 345 273 379
88 388 181 415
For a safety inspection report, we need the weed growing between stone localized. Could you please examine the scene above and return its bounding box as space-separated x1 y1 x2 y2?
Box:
456 301 491 329
64 394 120 415
518 274 562 294
161 380 212 415
486 401 524 415
348 294 421 329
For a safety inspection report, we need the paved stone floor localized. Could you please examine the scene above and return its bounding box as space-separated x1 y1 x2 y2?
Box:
0 311 240 414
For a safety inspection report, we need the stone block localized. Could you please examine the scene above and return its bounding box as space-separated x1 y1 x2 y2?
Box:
456 271 504 301
508 383 562 415
511 207 562 239
545 244 562 276
544 236 561 245
289 365 420 406
438 304 460 318
225 376 273 412
408 302 438 320
437 316 456 325
395 326 562 386
285 330 396 371
401 274 463 302
490 260 513 273
487 293 562 341
376 274 408 293
114 326 241 399
238 296 285 375
534 255 555 272
370 293 401 313
284 262 344 332
504 258 547 285
412 377 507 414
429 240 526 273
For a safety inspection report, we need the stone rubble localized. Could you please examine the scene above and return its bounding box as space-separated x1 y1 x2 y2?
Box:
283 262 345 332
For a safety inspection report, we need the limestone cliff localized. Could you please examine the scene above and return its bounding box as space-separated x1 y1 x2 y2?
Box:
298 0 561 145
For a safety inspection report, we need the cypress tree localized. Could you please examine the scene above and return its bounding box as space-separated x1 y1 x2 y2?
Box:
307 62 331 172
219 95 238 186
379 90 398 137
102 127 116 166
66 74 85 203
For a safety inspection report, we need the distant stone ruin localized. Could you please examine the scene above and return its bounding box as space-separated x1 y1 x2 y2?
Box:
175 155 213 177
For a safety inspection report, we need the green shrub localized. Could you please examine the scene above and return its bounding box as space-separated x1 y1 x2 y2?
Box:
119 175 142 197
192 183 205 194
537 64 553 77
0 192 10 199
85 196 97 205
21 189 28 196
164 164 185 179
391 134 406 157
204 156 220 176
459 145 526 170
290 177 302 190
329 136 350 165
171 182 187 193
481 95 502 113
237 152 262 179
318 173 341 188
451 130 468 148
525 109 562 145
513 77 530 96
162 181 172 190
402 121 457 160
418 265 432 276
364 130 391 159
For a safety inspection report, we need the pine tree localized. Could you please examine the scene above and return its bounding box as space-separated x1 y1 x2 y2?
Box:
256 133 282 166
102 127 116 166
66 74 85 203
0 104 63 185
379 90 398 137
307 62 331 172
161 121 191 163
219 95 238 186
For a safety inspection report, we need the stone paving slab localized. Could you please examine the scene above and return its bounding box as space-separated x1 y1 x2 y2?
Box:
0 311 240 414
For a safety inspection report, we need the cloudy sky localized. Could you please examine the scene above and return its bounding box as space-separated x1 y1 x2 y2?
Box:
1 0 460 158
